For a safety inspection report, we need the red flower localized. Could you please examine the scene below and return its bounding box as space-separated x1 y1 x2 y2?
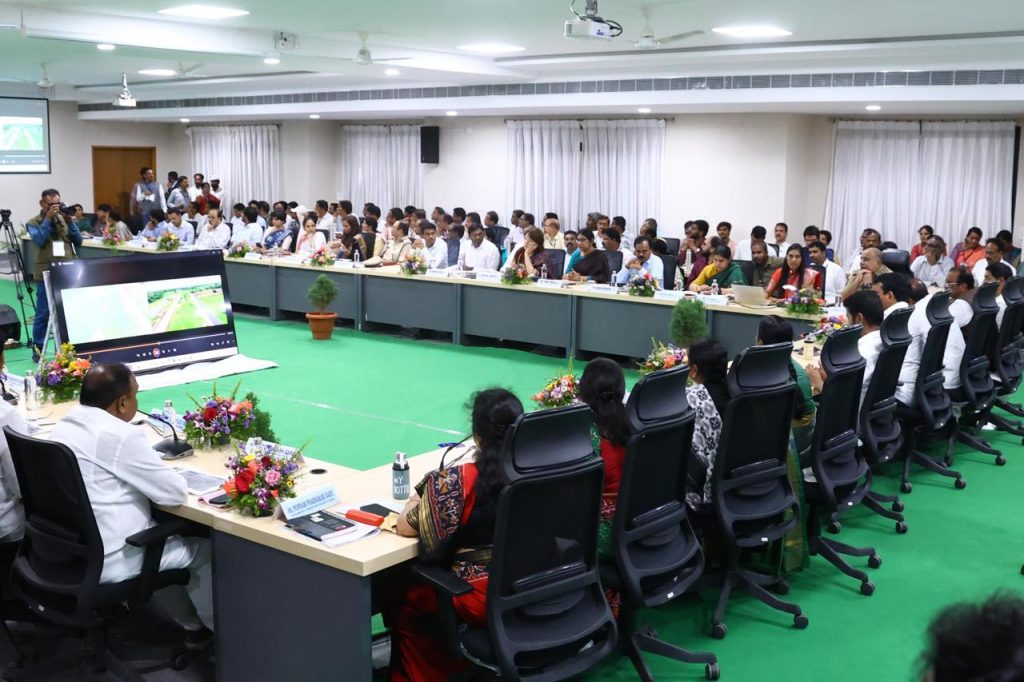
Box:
235 469 255 493
261 456 272 469
203 407 218 421
247 460 260 475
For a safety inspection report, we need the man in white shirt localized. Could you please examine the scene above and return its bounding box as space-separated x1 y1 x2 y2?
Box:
50 364 213 641
542 217 564 250
0 398 29 543
946 266 976 329
983 262 1013 329
314 200 334 236
734 225 767 261
185 202 207 234
612 216 635 247
209 178 225 205
874 273 921 407
165 208 195 245
230 207 264 248
909 279 963 390
972 238 1012 288
166 178 190 213
600 228 633 272
414 222 448 270
808 289 883 406
847 228 882 275
130 167 167 226
767 222 795 258
462 223 500 271
911 236 954 286
194 208 230 250
616 236 664 287
808 239 845 303
189 173 204 202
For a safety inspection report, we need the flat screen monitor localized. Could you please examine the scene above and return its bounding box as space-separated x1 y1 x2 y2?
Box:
0 97 50 174
49 251 238 372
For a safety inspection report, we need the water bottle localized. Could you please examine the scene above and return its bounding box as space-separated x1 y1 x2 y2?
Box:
353 248 362 267
540 263 548 280
683 248 693 273
392 451 410 500
610 270 618 288
674 275 683 292
163 399 178 430
710 281 719 296
23 371 37 411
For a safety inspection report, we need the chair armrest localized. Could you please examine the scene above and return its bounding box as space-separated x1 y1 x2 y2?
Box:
125 518 190 548
411 564 473 597
126 518 190 600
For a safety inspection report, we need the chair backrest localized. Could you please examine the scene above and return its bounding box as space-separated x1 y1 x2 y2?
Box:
624 364 690 432
880 249 911 274
487 226 510 248
664 237 681 256
543 249 566 277
446 238 461 267
603 250 623 274
959 282 999 410
657 254 678 290
914 293 954 429
3 427 104 627
859 306 912 465
989 277 1024 391
486 457 617 679
808 328 869 509
501 404 595 482
734 259 754 285
807 263 827 294
713 343 800 546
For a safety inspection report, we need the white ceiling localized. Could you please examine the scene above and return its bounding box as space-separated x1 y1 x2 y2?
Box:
2 0 1024 116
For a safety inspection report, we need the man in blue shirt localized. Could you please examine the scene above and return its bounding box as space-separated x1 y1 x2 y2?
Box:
616 236 665 287
25 188 82 361
140 209 171 241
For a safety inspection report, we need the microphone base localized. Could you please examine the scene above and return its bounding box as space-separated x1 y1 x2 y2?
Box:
155 438 194 460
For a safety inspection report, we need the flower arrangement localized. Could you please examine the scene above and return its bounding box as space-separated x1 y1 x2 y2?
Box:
156 232 180 252
785 287 826 316
101 225 124 248
400 250 428 275
35 343 91 403
638 339 687 374
533 367 579 408
628 272 656 297
222 439 301 517
805 314 847 345
182 382 256 449
502 264 531 285
227 243 251 258
308 246 336 268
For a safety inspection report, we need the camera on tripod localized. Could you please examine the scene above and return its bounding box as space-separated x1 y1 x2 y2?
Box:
0 209 10 222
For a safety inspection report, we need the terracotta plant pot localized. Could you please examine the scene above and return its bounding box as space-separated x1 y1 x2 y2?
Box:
305 311 337 340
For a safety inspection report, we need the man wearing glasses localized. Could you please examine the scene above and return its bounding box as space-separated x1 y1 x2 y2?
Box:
910 236 954 287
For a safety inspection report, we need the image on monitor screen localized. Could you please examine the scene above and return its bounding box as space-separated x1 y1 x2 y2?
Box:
0 98 50 173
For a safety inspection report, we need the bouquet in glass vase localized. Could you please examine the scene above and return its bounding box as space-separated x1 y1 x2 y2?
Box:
628 271 656 297
157 232 180 252
785 287 825 316
222 439 302 517
36 343 91 403
308 246 336 268
182 382 256 449
227 243 251 259
532 366 579 408
400 250 428 275
638 339 687 374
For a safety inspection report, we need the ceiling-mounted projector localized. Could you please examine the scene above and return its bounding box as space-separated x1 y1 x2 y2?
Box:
112 72 136 108
564 0 621 40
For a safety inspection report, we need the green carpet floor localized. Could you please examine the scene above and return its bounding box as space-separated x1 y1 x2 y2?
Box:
2 277 1023 681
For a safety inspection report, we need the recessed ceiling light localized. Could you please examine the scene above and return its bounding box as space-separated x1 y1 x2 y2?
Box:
263 56 280 65
711 26 792 38
865 104 882 112
309 114 321 119
138 69 177 77
158 5 249 19
384 67 400 76
456 42 526 55
97 43 116 51
180 118 190 123
445 110 458 117
637 107 652 114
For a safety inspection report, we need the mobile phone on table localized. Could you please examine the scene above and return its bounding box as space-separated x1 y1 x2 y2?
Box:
206 493 231 507
360 503 394 517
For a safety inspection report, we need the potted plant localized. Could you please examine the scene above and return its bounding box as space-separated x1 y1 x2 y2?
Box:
306 274 339 339
670 298 708 349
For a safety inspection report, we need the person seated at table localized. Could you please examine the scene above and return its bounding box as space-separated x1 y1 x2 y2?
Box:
983 262 1014 329
807 289 883 406
412 221 448 270
456 223 499 271
996 229 1021 267
541 217 564 250
577 358 630 555
229 207 264 248
684 339 729 514
0 383 29 547
84 203 133 240
808 239 845 303
689 245 747 292
503 227 551 277
165 207 194 245
366 222 412 267
765 244 822 302
950 227 985 268
600 228 634 269
390 388 524 682
563 230 581 273
564 228 611 283
910 225 933 262
194 208 231 250
615 236 664 287
840 247 889 302
971 237 1013 287
946 265 976 330
294 215 328 256
756 316 816 455
748 239 782 289
256 210 291 253
910 235 954 287
330 214 368 261
638 218 668 254
140 208 170 241
50 364 213 648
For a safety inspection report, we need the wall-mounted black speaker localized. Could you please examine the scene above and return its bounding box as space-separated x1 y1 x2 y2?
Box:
420 126 439 164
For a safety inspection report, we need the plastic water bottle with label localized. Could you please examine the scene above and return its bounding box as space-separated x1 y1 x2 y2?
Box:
353 248 362 268
710 281 719 296
540 263 548 280
392 452 410 500
23 371 36 411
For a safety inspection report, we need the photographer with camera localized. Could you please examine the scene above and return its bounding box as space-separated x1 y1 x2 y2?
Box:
26 188 82 361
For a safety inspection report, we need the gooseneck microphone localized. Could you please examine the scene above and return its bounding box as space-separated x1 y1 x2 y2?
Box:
147 411 194 460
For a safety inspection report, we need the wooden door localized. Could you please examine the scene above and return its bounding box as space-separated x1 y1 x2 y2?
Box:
92 146 156 219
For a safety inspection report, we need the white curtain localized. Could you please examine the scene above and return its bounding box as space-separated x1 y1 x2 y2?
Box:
507 120 583 230
580 119 665 237
338 125 422 210
823 120 1015 262
186 125 280 207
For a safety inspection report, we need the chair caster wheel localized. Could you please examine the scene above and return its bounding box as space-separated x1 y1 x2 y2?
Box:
772 580 790 595
996 455 1006 466
955 478 967 489
827 522 842 534
896 521 908 534
793 614 809 629
892 500 905 513
706 663 721 680
868 554 882 569
860 581 875 596
711 622 727 639
900 482 912 494
171 653 190 671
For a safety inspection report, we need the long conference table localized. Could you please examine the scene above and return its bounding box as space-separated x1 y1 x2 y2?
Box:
22 239 821 358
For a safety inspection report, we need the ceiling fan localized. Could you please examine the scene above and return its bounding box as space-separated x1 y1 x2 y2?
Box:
634 6 703 49
0 63 54 92
343 31 410 66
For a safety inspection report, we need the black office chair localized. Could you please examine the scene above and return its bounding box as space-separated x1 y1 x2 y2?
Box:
710 343 807 638
807 263 827 294
733 260 754 286
657 254 678 291
446 238 461 267
880 250 911 274
803 327 882 596
985 277 1024 440
542 249 566 278
412 405 617 681
664 237 681 256
841 307 911 530
603 250 624 275
487 226 510 249
897 292 964 491
952 282 1003 464
600 365 719 681
3 427 194 680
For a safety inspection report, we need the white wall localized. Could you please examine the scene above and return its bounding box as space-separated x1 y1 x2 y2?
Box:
279 120 339 206
422 117 508 219
0 101 185 224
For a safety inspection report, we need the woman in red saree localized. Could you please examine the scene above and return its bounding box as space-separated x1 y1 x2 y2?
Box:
388 388 524 682
765 243 823 302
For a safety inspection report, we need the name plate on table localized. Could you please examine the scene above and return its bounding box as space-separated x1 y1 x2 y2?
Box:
698 294 729 306
654 290 685 302
334 260 354 269
139 241 157 249
243 252 262 261
278 485 340 521
586 284 617 294
475 271 502 283
277 255 303 264
536 279 565 289
425 268 449 278
89 236 104 244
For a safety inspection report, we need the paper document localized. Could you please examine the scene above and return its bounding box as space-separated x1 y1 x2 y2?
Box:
173 467 225 496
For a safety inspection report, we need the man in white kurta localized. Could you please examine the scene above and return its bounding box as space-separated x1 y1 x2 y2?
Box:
0 399 29 543
50 364 213 638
